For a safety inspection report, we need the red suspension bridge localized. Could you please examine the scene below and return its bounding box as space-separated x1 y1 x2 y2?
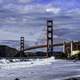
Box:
17 20 80 58
18 20 64 57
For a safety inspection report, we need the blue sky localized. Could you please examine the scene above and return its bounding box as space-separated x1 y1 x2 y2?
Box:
0 0 80 42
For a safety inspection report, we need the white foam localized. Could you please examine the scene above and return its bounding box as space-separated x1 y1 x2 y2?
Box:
0 56 55 69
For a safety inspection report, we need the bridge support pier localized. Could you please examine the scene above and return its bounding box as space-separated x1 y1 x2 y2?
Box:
63 41 66 53
47 20 53 57
20 37 24 57
70 41 73 56
63 41 73 58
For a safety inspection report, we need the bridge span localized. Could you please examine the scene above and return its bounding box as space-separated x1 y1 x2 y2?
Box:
24 43 63 51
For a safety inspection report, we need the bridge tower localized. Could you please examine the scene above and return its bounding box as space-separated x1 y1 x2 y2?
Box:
20 37 24 57
47 20 53 57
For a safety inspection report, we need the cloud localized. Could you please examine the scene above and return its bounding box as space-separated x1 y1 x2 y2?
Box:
17 0 33 3
66 8 80 17
46 7 61 14
0 0 80 42
0 29 19 40
0 0 3 3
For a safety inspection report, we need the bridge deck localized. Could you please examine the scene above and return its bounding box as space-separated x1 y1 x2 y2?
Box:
24 43 63 51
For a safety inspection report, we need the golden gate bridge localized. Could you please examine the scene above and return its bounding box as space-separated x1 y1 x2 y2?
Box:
16 20 80 58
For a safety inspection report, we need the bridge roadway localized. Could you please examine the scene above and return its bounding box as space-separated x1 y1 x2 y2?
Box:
24 43 63 51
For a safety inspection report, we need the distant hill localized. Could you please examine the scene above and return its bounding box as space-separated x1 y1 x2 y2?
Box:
0 45 18 58
0 40 36 50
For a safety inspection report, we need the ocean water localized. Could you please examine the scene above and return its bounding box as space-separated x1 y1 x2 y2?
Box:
0 57 80 80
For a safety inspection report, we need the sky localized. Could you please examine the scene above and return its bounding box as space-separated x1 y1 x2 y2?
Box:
0 0 80 42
